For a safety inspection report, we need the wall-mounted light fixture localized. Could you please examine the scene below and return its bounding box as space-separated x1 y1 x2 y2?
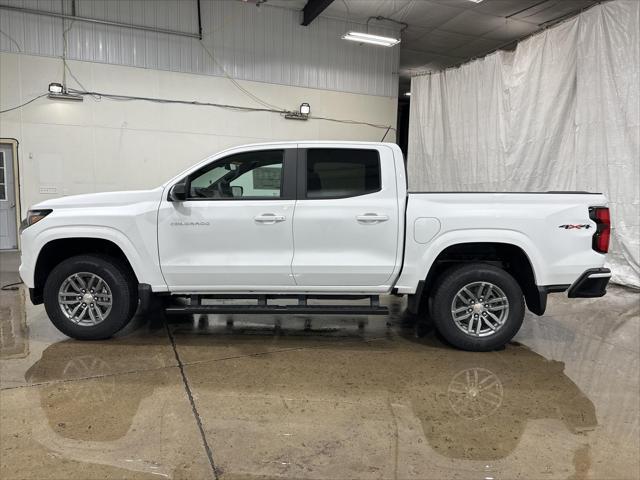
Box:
48 82 64 94
342 31 400 47
404 92 411 96
285 102 311 121
48 82 83 101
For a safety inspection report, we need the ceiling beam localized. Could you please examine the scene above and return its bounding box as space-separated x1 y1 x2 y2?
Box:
301 0 335 26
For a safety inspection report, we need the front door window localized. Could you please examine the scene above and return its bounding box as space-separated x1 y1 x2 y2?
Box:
188 150 284 199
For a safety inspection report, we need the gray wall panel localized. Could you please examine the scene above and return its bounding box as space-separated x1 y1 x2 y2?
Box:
0 0 398 97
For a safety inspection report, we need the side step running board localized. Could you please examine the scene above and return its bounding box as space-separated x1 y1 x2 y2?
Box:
164 294 388 316
164 305 389 315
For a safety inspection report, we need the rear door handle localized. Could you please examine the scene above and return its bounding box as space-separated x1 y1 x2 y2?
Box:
254 213 286 224
356 213 389 224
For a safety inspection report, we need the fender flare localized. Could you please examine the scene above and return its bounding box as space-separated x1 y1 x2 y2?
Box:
398 229 546 315
415 229 543 283
32 225 148 285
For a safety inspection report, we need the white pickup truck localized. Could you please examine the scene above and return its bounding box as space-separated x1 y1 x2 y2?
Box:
19 141 612 351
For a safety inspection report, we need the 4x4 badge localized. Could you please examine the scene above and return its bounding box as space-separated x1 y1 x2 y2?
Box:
558 224 591 229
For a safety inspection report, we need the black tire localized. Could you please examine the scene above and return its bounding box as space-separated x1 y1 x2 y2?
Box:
430 263 525 351
43 254 138 340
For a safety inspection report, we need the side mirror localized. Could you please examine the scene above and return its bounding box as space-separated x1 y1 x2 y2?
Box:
169 182 187 202
231 186 243 197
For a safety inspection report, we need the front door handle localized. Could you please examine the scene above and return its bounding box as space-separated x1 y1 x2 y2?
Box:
254 213 286 224
356 213 389 224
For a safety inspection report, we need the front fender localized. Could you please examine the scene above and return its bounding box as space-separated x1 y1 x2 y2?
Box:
25 225 167 291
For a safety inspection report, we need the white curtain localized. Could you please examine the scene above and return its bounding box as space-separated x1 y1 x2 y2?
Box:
408 0 639 288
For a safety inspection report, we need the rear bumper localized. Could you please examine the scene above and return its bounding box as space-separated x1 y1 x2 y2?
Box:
568 268 611 298
527 268 610 316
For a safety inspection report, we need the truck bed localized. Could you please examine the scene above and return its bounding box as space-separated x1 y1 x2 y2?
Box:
393 192 608 293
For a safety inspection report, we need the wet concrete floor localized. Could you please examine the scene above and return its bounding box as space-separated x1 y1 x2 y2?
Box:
1 252 639 479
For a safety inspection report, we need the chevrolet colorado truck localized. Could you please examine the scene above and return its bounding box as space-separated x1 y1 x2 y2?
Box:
19 142 612 351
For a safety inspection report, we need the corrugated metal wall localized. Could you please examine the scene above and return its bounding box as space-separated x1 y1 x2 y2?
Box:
0 0 400 97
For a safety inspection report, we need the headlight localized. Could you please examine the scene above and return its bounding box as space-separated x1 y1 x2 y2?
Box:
20 209 52 232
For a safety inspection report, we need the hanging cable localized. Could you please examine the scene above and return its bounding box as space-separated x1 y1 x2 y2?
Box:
67 88 395 131
0 28 22 52
60 18 100 99
342 0 352 31
308 113 396 132
380 125 392 141
61 17 74 89
198 40 286 112
0 94 48 114
66 88 286 113
1 87 395 133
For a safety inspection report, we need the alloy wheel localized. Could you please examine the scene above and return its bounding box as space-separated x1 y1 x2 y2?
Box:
58 272 113 326
450 281 509 337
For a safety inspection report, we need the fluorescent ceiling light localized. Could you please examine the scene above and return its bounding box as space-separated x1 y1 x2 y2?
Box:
404 92 411 96
468 0 484 3
342 31 400 47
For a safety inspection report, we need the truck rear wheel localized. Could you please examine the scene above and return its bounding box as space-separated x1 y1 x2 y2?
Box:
43 255 138 340
431 263 524 351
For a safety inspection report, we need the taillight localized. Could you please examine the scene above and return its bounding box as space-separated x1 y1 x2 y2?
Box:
589 207 610 254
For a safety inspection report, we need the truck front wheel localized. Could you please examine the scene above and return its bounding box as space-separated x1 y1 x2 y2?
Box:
431 263 525 351
43 255 138 340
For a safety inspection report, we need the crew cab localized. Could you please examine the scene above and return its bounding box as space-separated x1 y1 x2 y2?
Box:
19 142 612 351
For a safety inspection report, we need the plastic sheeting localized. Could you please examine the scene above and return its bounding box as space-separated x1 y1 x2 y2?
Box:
408 1 639 288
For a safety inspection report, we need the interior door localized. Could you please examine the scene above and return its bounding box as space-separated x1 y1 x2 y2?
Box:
291 146 400 287
0 145 18 250
158 148 297 290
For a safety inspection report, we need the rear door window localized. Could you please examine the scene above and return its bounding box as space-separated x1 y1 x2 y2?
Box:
305 149 381 199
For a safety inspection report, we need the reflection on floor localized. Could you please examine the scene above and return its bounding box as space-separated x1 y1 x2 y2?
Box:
1 251 638 479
